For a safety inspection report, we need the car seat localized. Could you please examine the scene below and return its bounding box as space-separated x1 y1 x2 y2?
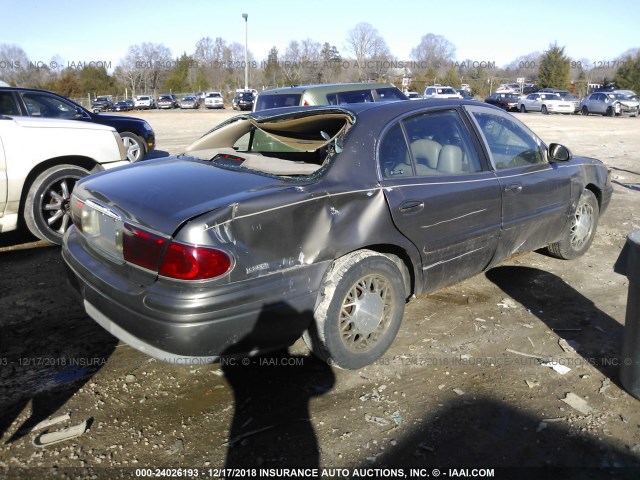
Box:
410 139 441 174
437 145 463 174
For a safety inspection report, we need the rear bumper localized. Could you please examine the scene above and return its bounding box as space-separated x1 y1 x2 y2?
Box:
62 227 329 363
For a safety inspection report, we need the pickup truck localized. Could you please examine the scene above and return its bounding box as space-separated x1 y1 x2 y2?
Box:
91 95 113 113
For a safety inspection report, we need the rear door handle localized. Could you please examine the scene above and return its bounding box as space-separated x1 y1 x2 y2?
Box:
399 200 424 213
505 183 523 194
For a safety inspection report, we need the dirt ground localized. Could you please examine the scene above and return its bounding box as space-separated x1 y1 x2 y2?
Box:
1 108 640 480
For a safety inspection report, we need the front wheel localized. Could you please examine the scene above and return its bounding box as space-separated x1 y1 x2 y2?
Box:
606 106 614 117
120 132 145 162
23 165 89 245
581 106 589 115
520 105 527 113
547 190 599 260
541 105 548 115
303 250 405 370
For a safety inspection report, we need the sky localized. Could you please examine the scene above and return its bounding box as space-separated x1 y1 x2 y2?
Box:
1 0 638 73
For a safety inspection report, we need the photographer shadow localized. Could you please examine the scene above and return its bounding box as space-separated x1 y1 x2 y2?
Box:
221 307 335 469
0 246 117 444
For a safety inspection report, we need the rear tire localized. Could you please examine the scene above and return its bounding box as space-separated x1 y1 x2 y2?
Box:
547 190 599 260
303 250 405 369
23 165 89 245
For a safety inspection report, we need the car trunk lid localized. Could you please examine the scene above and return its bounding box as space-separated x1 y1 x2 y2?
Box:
75 156 303 236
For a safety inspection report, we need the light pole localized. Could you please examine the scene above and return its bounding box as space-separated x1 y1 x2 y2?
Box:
242 13 248 90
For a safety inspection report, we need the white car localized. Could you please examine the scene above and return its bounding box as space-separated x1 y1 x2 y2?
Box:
0 116 129 244
134 95 155 110
406 91 423 100
423 86 462 100
518 93 574 114
495 83 521 94
204 92 225 109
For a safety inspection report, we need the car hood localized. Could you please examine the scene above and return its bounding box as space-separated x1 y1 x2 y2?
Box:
74 156 306 235
8 116 114 131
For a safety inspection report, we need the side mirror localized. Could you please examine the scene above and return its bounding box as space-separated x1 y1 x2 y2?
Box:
75 107 85 118
549 143 572 162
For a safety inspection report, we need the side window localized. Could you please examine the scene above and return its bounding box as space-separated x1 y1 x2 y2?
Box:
402 110 482 176
333 90 373 104
471 111 545 170
0 92 19 116
22 93 76 118
380 123 411 178
375 88 405 101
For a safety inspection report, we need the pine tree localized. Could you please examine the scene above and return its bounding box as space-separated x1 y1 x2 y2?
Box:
537 43 570 89
615 53 640 92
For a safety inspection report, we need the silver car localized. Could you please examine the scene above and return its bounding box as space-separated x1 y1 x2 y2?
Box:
579 92 639 117
179 95 200 109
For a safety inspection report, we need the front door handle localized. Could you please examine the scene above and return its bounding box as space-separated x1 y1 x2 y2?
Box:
399 200 424 213
505 183 523 194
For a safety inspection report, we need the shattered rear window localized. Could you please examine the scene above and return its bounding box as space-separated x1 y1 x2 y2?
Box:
184 111 353 178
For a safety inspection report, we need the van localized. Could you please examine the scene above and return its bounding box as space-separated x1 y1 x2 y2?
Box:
253 82 407 111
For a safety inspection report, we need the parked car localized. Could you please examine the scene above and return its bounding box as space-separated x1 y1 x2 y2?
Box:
111 101 131 112
134 95 156 110
423 86 462 99
232 91 255 111
518 93 574 114
0 116 129 244
157 94 179 109
179 95 200 109
125 98 136 110
579 92 639 117
91 95 113 113
254 83 407 111
538 89 580 112
485 93 520 111
495 84 520 94
204 92 225 109
406 91 422 100
62 100 611 370
457 89 475 101
0 87 156 162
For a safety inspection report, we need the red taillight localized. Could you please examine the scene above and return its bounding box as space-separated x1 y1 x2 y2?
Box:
120 223 231 280
123 224 168 271
159 242 231 280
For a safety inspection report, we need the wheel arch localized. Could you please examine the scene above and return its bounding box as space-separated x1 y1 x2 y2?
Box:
18 155 98 219
119 130 148 153
585 183 602 210
330 244 418 301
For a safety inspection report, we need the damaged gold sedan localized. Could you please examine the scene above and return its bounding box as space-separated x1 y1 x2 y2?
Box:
62 101 612 369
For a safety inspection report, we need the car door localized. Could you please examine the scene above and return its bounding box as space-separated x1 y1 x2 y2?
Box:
589 93 606 114
528 93 542 111
379 108 502 293
464 105 571 265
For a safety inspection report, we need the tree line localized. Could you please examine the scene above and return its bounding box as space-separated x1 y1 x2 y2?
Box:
1 23 638 101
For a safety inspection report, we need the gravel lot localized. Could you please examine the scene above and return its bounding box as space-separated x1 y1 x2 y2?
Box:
1 107 640 479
